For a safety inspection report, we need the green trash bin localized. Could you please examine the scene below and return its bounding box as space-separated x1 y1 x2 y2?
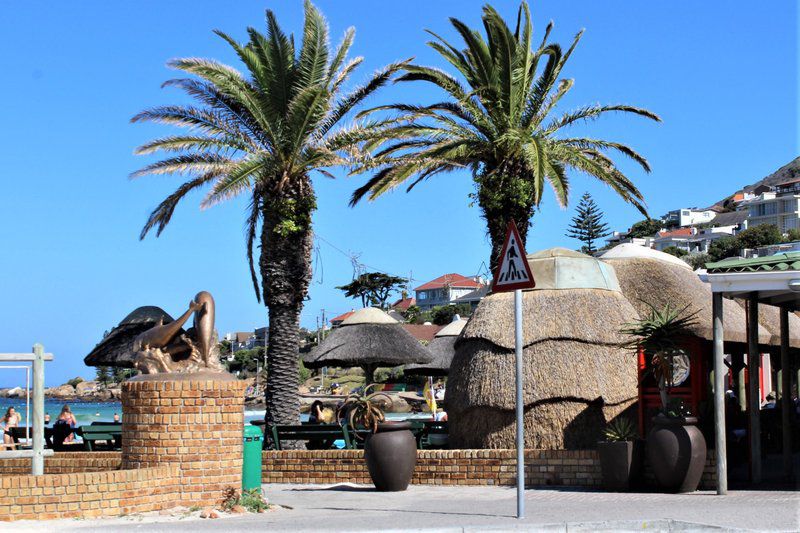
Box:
242 425 263 491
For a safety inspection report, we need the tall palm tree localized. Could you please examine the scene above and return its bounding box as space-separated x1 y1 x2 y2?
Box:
351 1 660 269
132 1 405 429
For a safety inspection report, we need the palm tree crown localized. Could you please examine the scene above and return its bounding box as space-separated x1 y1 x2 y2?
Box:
132 0 404 427
351 1 660 267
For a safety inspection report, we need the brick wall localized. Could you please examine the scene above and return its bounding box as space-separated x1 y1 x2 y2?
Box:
2 452 121 476
0 466 181 522
122 377 247 507
262 449 719 489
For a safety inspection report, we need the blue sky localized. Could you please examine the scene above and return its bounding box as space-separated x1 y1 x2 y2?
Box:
0 1 796 386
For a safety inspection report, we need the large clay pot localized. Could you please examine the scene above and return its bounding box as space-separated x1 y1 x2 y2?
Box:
364 421 417 491
597 440 644 491
646 415 707 493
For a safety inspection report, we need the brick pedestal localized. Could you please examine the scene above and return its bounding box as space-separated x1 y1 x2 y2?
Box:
121 373 247 506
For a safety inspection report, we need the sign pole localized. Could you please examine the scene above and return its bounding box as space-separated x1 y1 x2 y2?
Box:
489 220 535 521
514 288 524 519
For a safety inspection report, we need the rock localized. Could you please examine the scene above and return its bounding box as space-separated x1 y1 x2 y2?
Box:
209 510 220 519
107 387 121 399
6 387 26 399
230 505 246 514
0 389 9 398
48 384 76 399
75 381 99 395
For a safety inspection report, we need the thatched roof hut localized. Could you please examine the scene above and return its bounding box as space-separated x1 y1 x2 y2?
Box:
448 248 639 450
303 307 433 383
404 319 467 376
737 300 800 349
600 246 771 346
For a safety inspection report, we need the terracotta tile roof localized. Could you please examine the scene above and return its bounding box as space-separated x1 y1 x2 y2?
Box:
657 228 694 239
414 273 483 291
391 297 416 311
402 324 444 343
330 310 355 324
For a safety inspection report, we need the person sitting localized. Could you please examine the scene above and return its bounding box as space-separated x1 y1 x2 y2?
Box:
308 400 325 424
113 413 120 423
1 407 20 450
434 408 448 422
55 405 77 443
44 413 51 425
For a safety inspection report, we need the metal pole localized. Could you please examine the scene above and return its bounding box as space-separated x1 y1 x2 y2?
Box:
779 305 793 481
746 294 761 484
712 293 727 494
32 344 45 475
514 289 524 519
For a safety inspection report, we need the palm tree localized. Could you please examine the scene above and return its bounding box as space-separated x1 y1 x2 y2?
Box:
132 1 405 429
350 1 660 269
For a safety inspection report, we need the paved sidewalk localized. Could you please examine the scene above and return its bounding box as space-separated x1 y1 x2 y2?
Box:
3 484 798 532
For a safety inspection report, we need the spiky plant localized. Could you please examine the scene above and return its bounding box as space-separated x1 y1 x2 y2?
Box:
620 303 698 412
131 1 405 430
603 417 638 442
336 384 393 436
350 1 660 269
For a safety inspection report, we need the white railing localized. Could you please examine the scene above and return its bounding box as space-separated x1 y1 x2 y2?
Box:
0 345 55 474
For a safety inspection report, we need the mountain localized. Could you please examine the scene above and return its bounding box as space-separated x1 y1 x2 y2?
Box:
706 156 800 211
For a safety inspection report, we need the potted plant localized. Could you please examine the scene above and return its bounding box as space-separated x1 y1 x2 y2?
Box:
620 303 707 493
337 385 417 491
598 417 643 491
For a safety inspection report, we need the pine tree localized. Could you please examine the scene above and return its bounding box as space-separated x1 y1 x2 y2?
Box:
95 366 112 389
566 192 611 254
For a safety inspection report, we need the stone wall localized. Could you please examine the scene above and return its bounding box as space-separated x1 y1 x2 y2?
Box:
2 452 121 476
0 466 181 521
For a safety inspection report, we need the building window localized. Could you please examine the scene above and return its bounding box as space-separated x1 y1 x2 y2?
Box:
418 292 427 300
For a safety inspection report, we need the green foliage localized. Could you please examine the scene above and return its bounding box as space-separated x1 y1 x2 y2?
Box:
67 377 84 388
224 347 264 376
349 1 659 267
708 224 783 261
336 272 408 308
403 305 422 323
373 366 404 383
112 368 136 384
685 253 711 270
430 304 472 326
603 418 637 442
298 358 311 383
734 224 783 250
661 246 688 258
787 228 800 242
627 219 663 239
566 192 610 254
95 367 112 389
222 487 269 513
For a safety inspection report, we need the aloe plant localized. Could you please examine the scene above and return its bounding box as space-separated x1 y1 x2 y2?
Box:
620 303 698 414
336 384 393 435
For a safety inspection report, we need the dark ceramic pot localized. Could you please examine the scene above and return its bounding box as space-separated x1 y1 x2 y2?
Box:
646 415 707 493
364 422 417 491
597 439 643 491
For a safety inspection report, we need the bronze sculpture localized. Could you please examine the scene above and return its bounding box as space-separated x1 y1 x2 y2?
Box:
84 291 225 375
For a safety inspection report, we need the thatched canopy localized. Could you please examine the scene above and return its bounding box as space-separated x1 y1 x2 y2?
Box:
738 300 800 348
449 248 639 450
601 251 771 346
404 319 467 376
303 307 432 383
84 306 175 368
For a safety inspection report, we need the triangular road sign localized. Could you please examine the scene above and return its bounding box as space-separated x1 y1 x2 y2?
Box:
491 220 536 293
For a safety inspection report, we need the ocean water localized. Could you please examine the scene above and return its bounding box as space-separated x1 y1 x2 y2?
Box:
0 398 431 432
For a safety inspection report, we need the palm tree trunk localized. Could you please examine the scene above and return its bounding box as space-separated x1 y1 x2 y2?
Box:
477 168 536 272
260 190 314 440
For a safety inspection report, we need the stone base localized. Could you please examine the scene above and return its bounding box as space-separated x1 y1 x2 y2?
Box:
121 375 247 507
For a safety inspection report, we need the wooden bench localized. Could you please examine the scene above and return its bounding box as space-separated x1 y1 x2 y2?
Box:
419 421 449 449
266 423 351 450
79 424 122 451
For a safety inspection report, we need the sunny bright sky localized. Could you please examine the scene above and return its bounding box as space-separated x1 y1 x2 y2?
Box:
0 1 796 385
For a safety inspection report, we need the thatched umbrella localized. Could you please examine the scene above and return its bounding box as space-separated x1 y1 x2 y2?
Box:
736 300 800 349
303 307 433 384
600 246 771 346
404 319 467 377
448 248 640 450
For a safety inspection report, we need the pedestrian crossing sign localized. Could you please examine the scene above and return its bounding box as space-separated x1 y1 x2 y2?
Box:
491 220 536 293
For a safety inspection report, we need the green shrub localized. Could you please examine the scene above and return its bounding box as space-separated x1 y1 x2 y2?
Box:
67 377 84 388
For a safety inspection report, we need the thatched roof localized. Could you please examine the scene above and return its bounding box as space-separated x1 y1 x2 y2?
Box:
738 300 800 348
600 243 691 269
459 289 636 349
84 306 175 368
303 307 433 369
404 319 467 376
603 255 771 345
449 249 640 449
